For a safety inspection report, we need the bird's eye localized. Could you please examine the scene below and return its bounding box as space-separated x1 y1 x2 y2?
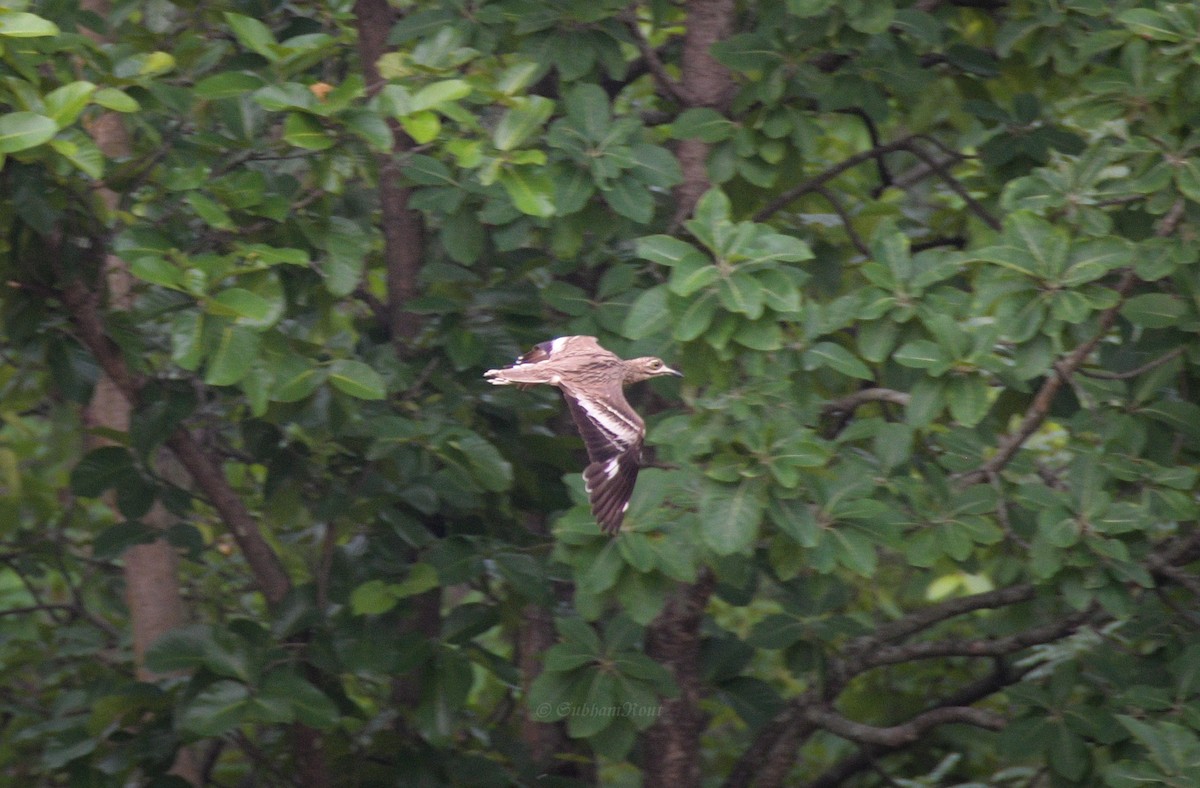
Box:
650 360 661 368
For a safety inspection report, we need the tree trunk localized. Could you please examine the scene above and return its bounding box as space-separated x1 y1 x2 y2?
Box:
642 569 717 787
671 0 736 224
81 100 203 787
354 0 426 346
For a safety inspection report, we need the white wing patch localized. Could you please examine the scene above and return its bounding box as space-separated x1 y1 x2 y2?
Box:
573 393 642 452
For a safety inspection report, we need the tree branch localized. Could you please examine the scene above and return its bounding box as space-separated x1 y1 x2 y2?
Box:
815 186 870 256
725 585 1087 788
804 660 1029 787
850 584 1035 647
1077 347 1183 380
848 606 1098 674
960 197 1186 480
59 280 293 608
822 387 911 416
754 137 917 222
803 704 1006 747
899 141 1001 230
620 8 688 104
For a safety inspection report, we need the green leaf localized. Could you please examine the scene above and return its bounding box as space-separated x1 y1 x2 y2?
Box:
686 189 732 250
323 217 370 297
973 212 1068 279
622 285 672 340
674 293 718 341
492 96 554 151
0 112 57 153
569 672 617 738
805 342 872 380
409 79 471 112
271 356 326 402
208 288 273 325
1120 293 1186 328
756 268 803 313
497 168 555 217
906 377 945 427
205 325 260 386
700 480 765 555
92 87 140 112
445 433 512 492
254 83 315 112
636 235 707 268
260 670 339 730
893 339 948 370
179 680 251 738
343 109 393 152
93 520 157 560
283 113 333 150
668 257 720 297
946 375 991 426
224 12 278 60
717 273 765 319
1061 238 1129 286
1117 9 1181 41
70 446 135 497
186 192 235 229
351 579 398 615
603 176 654 223
129 256 180 289
671 108 734 142
564 83 610 141
629 142 685 186
49 134 104 178
328 359 386 400
144 625 214 673
195 72 266 99
733 319 783 351
400 110 441 144
0 10 59 37
43 82 96 127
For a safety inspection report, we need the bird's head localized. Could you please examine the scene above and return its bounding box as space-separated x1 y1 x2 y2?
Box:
624 356 683 384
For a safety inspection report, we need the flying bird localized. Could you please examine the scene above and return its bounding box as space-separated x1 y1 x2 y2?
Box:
484 335 682 534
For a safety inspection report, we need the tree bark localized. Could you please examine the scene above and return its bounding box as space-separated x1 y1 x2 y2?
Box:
642 569 717 787
79 12 201 780
354 0 425 346
640 1 734 781
671 0 736 224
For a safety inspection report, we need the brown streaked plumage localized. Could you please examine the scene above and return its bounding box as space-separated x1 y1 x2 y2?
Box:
484 336 682 534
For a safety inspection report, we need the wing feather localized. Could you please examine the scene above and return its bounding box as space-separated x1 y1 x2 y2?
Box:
562 384 644 533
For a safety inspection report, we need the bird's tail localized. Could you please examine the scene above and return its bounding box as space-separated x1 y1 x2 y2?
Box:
483 367 554 386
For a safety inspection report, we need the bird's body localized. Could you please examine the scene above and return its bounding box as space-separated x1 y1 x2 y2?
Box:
484 336 681 534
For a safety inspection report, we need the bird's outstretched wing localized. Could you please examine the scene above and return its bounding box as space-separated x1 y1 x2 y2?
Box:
561 382 644 534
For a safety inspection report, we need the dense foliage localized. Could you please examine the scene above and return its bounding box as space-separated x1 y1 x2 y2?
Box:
2 0 1200 785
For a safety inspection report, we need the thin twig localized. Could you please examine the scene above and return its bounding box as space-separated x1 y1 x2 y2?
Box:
753 137 918 222
815 186 870 256
619 8 689 104
1077 347 1183 380
959 197 1185 486
822 387 911 416
899 141 1001 230
803 705 1006 747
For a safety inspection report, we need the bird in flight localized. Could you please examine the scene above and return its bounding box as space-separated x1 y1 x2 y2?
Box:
484 336 682 534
